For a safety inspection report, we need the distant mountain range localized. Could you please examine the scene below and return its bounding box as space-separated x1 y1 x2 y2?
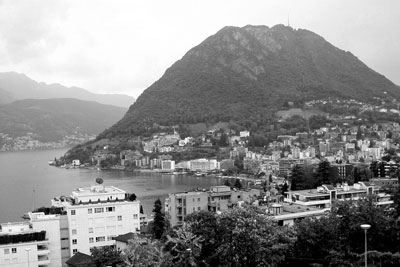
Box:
0 72 135 108
0 98 127 141
101 24 400 138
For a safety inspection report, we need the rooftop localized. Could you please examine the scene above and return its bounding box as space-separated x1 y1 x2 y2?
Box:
72 185 125 196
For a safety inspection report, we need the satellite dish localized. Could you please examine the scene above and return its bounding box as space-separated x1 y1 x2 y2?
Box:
96 178 104 184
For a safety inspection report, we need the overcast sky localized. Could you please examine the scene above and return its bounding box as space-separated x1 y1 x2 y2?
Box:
0 0 399 98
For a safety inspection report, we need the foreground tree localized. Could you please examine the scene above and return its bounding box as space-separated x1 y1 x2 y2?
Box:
181 207 295 267
292 197 400 266
153 198 165 239
123 236 163 267
91 246 123 267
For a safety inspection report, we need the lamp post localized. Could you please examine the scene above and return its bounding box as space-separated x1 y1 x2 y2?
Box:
186 248 192 266
25 248 31 267
360 224 371 267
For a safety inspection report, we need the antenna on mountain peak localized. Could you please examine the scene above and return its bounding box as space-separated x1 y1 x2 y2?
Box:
287 13 290 27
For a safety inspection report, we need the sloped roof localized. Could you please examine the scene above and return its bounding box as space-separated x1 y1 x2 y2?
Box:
66 252 93 267
114 232 136 243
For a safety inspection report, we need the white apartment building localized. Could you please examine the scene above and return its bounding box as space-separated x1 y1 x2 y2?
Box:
29 212 69 267
161 160 175 171
51 183 140 256
190 159 218 172
0 222 50 267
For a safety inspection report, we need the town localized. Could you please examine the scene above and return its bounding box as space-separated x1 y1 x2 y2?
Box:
3 97 400 266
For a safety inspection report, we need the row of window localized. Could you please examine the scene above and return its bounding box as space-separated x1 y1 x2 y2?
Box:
72 235 116 245
71 206 117 215
3 248 17 254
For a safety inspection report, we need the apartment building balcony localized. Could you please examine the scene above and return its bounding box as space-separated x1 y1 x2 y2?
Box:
38 255 51 265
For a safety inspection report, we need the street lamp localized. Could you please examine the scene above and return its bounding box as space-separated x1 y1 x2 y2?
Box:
360 224 371 267
25 248 31 267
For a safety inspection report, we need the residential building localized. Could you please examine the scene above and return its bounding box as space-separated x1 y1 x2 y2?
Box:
29 212 69 267
165 186 260 227
161 160 175 172
284 182 391 209
0 222 50 267
51 183 141 256
189 159 218 172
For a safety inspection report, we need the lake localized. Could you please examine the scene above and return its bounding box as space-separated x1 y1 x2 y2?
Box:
0 148 222 223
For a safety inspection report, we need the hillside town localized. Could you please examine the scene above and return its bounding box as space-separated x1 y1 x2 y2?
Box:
0 133 96 152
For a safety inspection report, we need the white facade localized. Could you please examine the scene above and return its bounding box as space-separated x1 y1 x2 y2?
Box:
0 222 51 267
52 184 141 256
29 212 69 267
190 159 218 171
162 160 175 171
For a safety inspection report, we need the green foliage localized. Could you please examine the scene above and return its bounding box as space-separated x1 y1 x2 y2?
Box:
90 246 123 267
99 25 400 139
0 231 46 245
234 179 242 189
153 199 165 239
123 236 163 267
0 98 126 141
291 197 400 266
181 208 295 267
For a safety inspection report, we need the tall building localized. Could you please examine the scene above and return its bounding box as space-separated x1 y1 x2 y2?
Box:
29 212 69 267
51 183 140 256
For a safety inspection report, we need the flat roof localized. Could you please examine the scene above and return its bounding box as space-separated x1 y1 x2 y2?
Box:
72 185 125 196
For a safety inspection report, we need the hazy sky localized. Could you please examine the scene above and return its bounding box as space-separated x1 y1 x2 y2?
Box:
0 0 399 98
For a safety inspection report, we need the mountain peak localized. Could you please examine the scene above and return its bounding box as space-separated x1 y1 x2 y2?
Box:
101 25 400 138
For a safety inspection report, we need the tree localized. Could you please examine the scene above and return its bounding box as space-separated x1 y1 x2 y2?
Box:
290 165 305 191
281 181 289 195
91 246 123 267
152 199 165 239
234 179 242 189
163 226 204 267
223 179 231 187
215 207 295 267
315 160 332 185
123 236 163 267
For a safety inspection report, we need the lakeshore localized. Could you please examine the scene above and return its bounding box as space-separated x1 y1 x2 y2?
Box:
0 148 221 223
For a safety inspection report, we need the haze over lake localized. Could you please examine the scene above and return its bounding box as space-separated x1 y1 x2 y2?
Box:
0 148 221 223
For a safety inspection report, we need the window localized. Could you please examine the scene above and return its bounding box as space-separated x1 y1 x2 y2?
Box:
4 248 9 254
11 248 17 253
72 229 77 235
117 215 122 221
106 207 115 212
198 207 201 211
88 208 93 214
96 236 105 242
198 198 200 202
89 237 94 243
193 207 195 211
72 239 77 245
193 198 195 202
73 249 78 254
133 214 138 219
107 236 115 241
61 237 69 241
89 228 94 233
95 208 104 213
71 210 76 215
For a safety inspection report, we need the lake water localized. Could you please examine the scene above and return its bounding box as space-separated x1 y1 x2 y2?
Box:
0 148 222 223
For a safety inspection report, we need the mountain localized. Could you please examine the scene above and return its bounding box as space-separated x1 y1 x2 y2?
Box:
0 72 135 108
0 98 127 141
101 24 400 138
